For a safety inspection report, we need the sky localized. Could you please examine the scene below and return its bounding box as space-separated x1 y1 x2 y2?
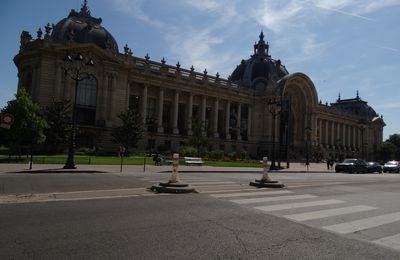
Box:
0 0 399 139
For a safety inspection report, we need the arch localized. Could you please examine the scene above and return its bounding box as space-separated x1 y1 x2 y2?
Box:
277 73 318 157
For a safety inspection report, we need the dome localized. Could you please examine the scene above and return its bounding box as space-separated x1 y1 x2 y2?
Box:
230 32 288 91
51 1 119 55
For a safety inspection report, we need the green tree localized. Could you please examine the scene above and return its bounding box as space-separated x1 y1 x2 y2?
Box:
386 134 400 160
379 141 397 161
188 118 210 156
42 100 72 154
111 108 143 152
0 88 48 156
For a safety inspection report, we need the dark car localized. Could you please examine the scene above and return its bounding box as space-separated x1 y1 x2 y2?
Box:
335 159 368 173
365 162 382 173
382 161 400 173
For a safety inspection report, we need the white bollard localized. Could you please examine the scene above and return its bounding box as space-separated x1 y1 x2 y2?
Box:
170 153 180 183
261 157 271 182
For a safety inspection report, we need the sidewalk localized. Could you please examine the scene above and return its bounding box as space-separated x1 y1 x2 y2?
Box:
0 162 333 174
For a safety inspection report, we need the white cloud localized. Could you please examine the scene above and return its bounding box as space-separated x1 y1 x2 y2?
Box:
252 1 304 33
359 0 400 14
165 28 235 77
109 0 163 28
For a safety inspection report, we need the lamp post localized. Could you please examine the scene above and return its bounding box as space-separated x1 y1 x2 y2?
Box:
267 97 283 171
63 53 94 169
305 126 312 171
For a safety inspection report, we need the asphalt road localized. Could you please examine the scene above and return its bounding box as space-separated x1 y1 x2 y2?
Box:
1 166 400 259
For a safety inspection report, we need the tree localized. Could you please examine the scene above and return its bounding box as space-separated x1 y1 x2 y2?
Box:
0 88 47 156
42 100 72 154
188 118 210 156
378 141 397 161
111 108 143 153
386 134 400 160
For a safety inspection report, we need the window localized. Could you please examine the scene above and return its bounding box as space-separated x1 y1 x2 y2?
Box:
76 75 97 125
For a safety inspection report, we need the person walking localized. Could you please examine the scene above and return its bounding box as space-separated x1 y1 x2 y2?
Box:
327 159 330 170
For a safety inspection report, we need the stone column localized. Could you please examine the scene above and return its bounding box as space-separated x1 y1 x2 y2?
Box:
330 121 335 146
54 64 62 100
187 93 193 136
31 67 38 100
201 96 206 136
108 75 117 121
126 82 131 109
157 88 164 133
101 74 109 120
225 101 231 140
173 90 179 134
213 98 219 138
324 120 329 146
141 84 148 125
237 103 242 140
247 106 252 138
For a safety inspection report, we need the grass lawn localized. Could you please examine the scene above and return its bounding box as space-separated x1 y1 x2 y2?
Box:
0 155 263 167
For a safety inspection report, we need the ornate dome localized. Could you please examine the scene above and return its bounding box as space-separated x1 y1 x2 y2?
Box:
230 32 288 91
51 1 119 55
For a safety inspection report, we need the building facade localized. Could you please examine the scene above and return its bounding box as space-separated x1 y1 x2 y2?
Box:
14 2 385 161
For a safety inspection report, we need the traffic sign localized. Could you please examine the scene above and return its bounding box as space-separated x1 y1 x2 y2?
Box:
0 113 15 129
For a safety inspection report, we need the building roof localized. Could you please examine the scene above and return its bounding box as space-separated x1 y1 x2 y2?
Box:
51 1 119 55
330 93 378 119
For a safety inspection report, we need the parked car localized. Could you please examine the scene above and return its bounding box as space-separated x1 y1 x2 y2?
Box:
365 162 382 173
335 158 368 173
382 161 400 173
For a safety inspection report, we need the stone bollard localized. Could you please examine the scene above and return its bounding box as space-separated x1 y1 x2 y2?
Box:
250 156 285 188
169 153 180 183
150 153 196 193
260 157 272 182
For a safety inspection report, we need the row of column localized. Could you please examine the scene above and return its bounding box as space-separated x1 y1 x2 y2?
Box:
139 87 252 139
318 119 364 149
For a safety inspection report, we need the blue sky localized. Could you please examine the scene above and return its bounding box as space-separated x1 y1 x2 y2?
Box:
1 0 399 139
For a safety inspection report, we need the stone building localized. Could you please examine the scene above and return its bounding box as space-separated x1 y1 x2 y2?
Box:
13 2 385 161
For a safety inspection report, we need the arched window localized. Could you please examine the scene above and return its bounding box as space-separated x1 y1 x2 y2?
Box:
76 75 97 125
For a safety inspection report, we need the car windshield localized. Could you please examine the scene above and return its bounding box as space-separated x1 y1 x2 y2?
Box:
343 159 357 163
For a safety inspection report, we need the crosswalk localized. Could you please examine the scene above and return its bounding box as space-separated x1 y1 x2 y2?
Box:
180 178 400 253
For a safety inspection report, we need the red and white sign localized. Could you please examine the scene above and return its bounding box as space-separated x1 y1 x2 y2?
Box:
0 113 15 129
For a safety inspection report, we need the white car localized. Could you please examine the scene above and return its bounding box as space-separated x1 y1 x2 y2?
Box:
382 161 400 173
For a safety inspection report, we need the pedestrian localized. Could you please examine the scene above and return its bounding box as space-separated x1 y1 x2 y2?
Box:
329 159 334 170
327 159 330 170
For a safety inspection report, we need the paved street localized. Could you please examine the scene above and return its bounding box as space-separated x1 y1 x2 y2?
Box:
1 163 400 259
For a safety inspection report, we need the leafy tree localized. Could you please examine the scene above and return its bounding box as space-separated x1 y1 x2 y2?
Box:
378 141 397 161
188 118 210 156
111 108 143 153
0 88 47 156
42 100 72 154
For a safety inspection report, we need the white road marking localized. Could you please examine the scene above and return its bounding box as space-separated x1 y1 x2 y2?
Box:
284 205 377 221
201 188 260 194
188 181 236 185
230 194 317 204
211 190 293 198
323 212 400 234
373 233 400 251
254 199 344 212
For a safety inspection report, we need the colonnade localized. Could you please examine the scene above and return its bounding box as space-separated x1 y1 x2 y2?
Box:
317 118 365 152
133 85 252 140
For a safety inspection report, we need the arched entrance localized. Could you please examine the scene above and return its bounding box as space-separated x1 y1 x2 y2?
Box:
279 73 318 159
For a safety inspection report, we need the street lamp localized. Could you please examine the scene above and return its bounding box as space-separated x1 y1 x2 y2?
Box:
266 97 283 170
63 53 94 169
305 126 312 171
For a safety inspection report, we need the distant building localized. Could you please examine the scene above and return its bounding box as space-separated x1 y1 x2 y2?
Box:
14 2 385 161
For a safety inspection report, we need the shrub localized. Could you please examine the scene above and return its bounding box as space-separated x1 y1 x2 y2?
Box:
178 146 197 157
208 150 224 160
